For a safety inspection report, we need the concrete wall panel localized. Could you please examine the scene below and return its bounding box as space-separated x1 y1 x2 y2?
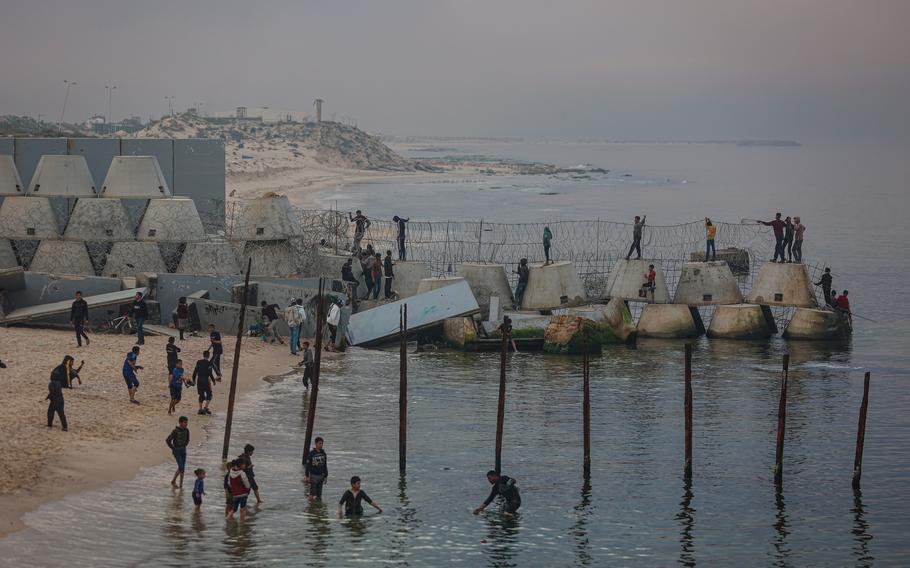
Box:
174 139 224 229
66 138 119 189
121 139 174 189
13 138 67 187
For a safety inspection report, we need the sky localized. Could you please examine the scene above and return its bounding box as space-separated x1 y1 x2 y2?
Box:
1 0 908 142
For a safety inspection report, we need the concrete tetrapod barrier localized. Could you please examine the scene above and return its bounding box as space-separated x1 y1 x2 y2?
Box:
234 194 302 240
673 261 743 305
707 304 777 339
636 303 704 339
101 241 167 278
137 197 206 242
386 260 430 299
27 155 96 197
0 155 24 196
0 238 19 269
783 308 852 340
417 276 465 294
312 251 368 298
520 261 586 310
29 240 96 275
0 196 60 239
456 262 514 319
745 262 818 308
100 156 171 198
605 259 670 304
64 198 135 241
177 239 241 275
240 240 299 276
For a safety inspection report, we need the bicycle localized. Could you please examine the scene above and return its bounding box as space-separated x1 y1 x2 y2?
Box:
100 313 133 335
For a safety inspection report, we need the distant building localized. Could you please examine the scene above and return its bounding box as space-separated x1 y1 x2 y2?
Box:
236 106 247 118
212 107 307 123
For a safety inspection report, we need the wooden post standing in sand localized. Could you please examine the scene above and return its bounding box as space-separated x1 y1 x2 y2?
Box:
684 343 693 479
582 331 591 477
302 278 326 464
399 304 408 473
773 354 790 485
222 258 252 460
852 371 871 488
495 328 508 473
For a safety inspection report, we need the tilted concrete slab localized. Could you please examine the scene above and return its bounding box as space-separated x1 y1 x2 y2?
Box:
0 266 27 292
605 259 670 304
0 239 18 269
177 239 241 275
29 240 96 275
783 307 851 340
136 197 206 242
240 240 299 276
0 287 147 324
233 195 302 240
27 155 96 197
63 198 135 241
745 262 818 308
0 196 60 239
520 261 586 310
100 156 171 198
708 304 776 339
673 261 743 305
416 276 465 294
347 279 480 346
101 242 167 278
457 262 514 318
636 303 704 339
0 155 24 196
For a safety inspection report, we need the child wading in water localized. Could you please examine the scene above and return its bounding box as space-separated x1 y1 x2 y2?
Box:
167 359 187 415
227 460 252 521
192 468 206 512
338 476 382 517
165 416 190 487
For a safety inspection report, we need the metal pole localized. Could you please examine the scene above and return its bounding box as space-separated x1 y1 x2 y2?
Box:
478 219 484 261
399 304 408 472
582 330 591 477
221 257 252 460
852 371 871 488
495 327 508 472
773 354 790 485
684 343 693 478
302 278 326 464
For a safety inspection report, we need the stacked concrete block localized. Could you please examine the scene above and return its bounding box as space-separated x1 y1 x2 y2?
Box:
137 197 206 242
783 308 852 340
233 194 301 240
707 304 777 339
520 261 586 310
29 240 95 275
178 239 242 275
240 240 299 277
636 304 704 339
0 196 61 239
456 262 514 318
26 155 96 197
745 262 818 308
101 242 167 278
605 259 669 304
0 238 18 269
0 155 25 197
100 156 171 198
63 198 135 241
673 261 743 305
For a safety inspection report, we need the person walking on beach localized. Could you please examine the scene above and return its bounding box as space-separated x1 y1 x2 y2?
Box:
167 359 186 416
51 355 83 389
349 210 370 254
193 350 214 415
338 476 382 517
166 337 181 376
226 459 251 521
260 301 285 345
393 215 409 260
759 213 787 262
192 468 206 512
122 346 142 404
70 291 90 347
543 226 553 265
298 340 313 389
513 258 530 310
782 216 795 262
285 299 306 356
46 373 68 431
792 216 805 262
625 215 647 260
705 218 717 261
239 444 262 503
474 471 522 515
305 436 328 501
383 250 395 300
815 267 833 307
208 324 223 381
130 292 149 345
165 416 190 488
644 264 657 303
372 252 383 300
176 297 189 340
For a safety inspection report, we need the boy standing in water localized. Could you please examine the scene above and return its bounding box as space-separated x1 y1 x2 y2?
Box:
227 460 251 521
305 437 328 501
338 476 382 517
165 416 190 488
474 470 522 515
192 468 206 512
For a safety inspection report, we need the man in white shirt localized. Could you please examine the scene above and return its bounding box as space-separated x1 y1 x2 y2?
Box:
284 299 308 355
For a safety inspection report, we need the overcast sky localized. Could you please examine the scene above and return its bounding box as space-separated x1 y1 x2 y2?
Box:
1 0 908 141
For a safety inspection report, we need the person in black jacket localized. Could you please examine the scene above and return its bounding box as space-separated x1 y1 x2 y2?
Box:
131 292 149 345
46 376 68 431
474 471 521 515
50 355 83 388
165 416 190 487
341 259 359 306
70 291 90 347
304 437 328 500
383 250 395 299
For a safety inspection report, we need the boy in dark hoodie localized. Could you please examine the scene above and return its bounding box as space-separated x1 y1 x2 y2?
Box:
165 416 190 487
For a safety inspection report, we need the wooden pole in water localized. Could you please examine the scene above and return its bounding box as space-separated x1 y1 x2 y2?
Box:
852 371 871 488
495 328 508 473
684 343 693 479
773 354 790 485
582 330 591 477
222 257 252 460
399 304 408 473
302 278 326 464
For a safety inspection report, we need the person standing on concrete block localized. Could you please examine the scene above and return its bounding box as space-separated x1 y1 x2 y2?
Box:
383 250 395 299
759 213 787 262
46 373 68 431
260 301 285 345
70 291 90 347
349 210 370 254
361 252 375 300
513 259 530 310
208 324 223 381
644 264 657 303
625 215 646 260
704 218 717 262
543 226 553 265
792 216 805 263
835 290 852 325
393 215 409 260
782 216 795 262
815 267 833 307
372 253 383 300
341 259 359 306
130 292 149 345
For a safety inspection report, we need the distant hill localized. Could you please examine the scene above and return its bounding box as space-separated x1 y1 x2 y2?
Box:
0 115 95 138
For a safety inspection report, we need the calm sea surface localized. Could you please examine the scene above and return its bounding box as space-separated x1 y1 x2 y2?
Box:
3 141 908 566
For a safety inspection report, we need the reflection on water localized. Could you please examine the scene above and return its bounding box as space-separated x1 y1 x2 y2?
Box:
572 478 594 567
851 488 874 568
677 479 695 567
772 487 792 568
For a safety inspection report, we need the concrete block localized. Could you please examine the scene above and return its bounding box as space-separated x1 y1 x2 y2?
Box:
707 304 776 339
636 304 704 339
0 155 24 196
0 239 18 269
137 197 206 242
387 260 430 299
177 239 241 275
673 261 743 305
488 295 503 324
64 198 135 241
190 297 261 336
101 241 167 278
783 308 852 340
599 297 637 343
689 247 750 275
29 240 95 275
27 155 96 197
416 276 465 294
234 194 301 240
241 240 299 276
520 261 586 310
543 315 606 354
0 267 27 292
0 196 60 239
605 259 669 304
1 285 144 325
746 262 818 308
311 251 367 298
100 156 171 198
456 262 514 318
444 317 478 349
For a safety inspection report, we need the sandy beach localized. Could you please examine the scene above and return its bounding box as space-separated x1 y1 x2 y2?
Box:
0 326 303 538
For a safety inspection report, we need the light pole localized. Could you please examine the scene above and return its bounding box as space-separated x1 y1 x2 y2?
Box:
105 84 117 134
60 80 76 123
165 96 175 117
